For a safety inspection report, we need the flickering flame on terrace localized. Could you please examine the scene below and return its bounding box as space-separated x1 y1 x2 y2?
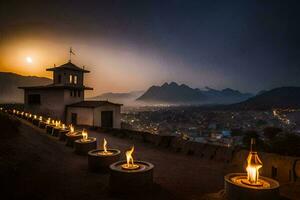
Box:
39 116 42 121
29 114 32 118
81 129 88 142
69 124 74 133
242 139 263 186
228 138 272 189
16 111 19 114
34 115 37 119
55 120 61 127
25 113 28 117
97 138 113 155
122 146 139 170
46 118 51 124
62 124 66 130
13 109 16 113
21 112 24 116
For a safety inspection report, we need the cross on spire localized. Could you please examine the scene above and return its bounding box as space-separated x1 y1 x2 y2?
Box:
69 47 75 62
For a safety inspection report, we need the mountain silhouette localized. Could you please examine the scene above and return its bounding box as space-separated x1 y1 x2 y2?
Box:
136 82 252 105
232 87 300 109
0 72 52 103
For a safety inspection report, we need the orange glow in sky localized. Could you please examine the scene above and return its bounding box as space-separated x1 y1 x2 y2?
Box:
0 32 224 97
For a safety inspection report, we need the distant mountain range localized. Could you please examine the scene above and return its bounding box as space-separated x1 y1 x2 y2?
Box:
136 82 253 105
0 72 52 103
231 87 300 109
89 90 144 105
1 72 299 109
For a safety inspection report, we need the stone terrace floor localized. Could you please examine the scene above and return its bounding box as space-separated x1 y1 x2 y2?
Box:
1 117 299 200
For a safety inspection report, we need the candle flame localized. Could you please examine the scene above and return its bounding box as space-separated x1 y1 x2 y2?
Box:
82 129 88 141
103 138 108 153
34 115 37 119
69 124 74 133
245 139 263 185
39 116 42 121
121 146 139 169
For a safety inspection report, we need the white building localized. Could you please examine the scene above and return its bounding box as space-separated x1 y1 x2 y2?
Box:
19 61 122 128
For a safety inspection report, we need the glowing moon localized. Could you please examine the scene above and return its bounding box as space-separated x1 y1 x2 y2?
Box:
26 56 33 63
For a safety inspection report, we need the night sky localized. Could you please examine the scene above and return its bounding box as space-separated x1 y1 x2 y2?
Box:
0 0 298 95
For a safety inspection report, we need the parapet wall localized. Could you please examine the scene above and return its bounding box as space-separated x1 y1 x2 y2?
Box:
97 128 300 184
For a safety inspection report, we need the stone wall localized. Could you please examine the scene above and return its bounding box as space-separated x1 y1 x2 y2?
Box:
98 128 300 184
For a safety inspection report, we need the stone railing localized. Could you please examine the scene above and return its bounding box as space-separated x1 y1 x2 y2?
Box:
95 127 300 184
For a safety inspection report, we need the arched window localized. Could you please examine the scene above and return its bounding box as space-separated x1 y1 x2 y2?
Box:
74 75 78 84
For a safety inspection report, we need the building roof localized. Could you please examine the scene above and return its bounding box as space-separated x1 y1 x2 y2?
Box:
67 100 122 108
18 84 93 90
46 61 90 73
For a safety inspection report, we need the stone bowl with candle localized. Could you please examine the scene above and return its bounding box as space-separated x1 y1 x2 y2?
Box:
46 124 55 135
32 116 40 126
224 173 280 200
74 130 97 155
52 124 65 137
88 139 120 172
27 114 33 122
21 113 27 119
224 139 280 200
65 132 83 147
39 121 47 129
58 129 70 141
109 146 154 195
59 125 74 141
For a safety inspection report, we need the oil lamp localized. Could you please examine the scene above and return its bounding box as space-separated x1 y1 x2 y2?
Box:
224 138 280 200
109 146 154 195
65 127 83 147
32 114 40 126
74 129 97 155
88 138 121 172
52 121 65 137
57 124 69 141
46 119 56 134
38 116 47 129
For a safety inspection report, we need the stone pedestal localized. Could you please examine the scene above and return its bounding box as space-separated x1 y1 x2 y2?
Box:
74 138 97 155
65 133 83 147
38 121 47 129
52 127 64 137
88 149 120 172
32 119 40 126
224 173 280 200
46 125 54 135
59 130 70 141
109 161 154 195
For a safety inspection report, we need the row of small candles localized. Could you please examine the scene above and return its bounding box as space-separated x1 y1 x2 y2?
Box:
7 108 139 170
3 108 274 176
